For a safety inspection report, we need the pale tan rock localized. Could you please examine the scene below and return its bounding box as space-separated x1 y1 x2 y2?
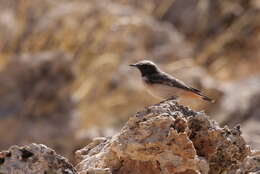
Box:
75 99 250 174
0 143 77 174
0 99 256 174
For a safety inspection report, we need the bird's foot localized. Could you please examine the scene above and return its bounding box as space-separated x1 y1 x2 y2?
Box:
160 96 178 103
167 96 178 101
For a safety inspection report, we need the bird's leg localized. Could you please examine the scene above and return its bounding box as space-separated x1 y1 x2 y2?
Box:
161 96 178 103
167 96 178 101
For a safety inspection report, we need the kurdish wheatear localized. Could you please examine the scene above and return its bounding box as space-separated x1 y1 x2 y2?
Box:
130 60 214 102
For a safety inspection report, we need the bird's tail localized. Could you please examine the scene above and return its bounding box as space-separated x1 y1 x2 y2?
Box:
189 87 215 103
200 94 215 103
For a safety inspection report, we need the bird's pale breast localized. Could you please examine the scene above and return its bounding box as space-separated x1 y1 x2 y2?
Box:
143 81 185 99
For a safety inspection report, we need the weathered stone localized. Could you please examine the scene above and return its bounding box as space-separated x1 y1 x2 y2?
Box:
76 99 250 174
0 143 77 174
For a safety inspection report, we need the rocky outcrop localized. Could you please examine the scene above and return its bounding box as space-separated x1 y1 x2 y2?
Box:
0 143 77 174
75 99 251 174
0 99 258 174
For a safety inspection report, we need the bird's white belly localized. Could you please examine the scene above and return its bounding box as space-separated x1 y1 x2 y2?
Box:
143 82 183 99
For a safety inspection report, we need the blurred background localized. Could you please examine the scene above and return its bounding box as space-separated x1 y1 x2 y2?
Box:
0 0 259 162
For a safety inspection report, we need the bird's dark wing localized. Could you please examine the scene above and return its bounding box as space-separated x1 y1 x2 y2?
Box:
146 72 214 102
147 72 201 93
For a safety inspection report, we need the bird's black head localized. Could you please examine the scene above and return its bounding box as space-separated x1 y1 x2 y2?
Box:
130 60 159 76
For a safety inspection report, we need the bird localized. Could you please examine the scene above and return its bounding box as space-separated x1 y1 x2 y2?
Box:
130 60 214 102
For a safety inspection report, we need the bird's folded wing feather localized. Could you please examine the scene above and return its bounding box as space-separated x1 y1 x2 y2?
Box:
148 73 201 94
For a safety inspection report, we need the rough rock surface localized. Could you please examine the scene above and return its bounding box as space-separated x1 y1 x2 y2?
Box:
0 99 258 174
235 150 260 174
75 99 250 174
0 143 77 174
213 76 260 149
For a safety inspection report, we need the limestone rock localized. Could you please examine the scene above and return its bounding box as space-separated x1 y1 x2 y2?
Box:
0 143 77 174
75 99 250 174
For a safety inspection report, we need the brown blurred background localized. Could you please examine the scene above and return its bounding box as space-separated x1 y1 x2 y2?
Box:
0 0 259 162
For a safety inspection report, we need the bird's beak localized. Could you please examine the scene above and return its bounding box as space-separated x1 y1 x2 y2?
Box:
129 63 137 67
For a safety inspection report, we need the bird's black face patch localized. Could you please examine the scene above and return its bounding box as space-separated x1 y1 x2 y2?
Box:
137 64 158 76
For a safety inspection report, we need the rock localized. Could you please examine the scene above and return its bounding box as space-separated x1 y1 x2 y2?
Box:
75 99 250 174
0 99 257 174
0 143 77 174
236 150 260 174
213 76 260 149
